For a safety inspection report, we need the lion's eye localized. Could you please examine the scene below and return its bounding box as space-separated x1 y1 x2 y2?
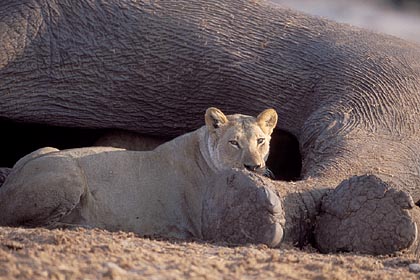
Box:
257 138 265 145
229 140 240 148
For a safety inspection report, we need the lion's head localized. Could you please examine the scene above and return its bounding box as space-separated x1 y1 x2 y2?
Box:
204 107 278 176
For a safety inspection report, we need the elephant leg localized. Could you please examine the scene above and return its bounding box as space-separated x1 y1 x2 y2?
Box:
314 175 418 255
201 170 334 249
202 170 285 247
0 152 86 227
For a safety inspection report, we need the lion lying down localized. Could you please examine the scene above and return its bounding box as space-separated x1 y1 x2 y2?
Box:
0 108 277 239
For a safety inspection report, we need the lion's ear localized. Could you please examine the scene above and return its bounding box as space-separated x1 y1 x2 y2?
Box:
205 107 228 132
257 109 278 135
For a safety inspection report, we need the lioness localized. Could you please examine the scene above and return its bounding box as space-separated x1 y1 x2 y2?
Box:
0 108 277 239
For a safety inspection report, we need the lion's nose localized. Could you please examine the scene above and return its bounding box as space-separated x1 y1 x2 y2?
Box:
244 164 261 171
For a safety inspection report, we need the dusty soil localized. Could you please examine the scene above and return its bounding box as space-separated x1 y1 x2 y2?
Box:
0 226 419 279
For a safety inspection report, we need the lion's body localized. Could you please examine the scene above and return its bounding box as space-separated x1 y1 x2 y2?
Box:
0 109 277 238
61 130 210 238
0 128 212 239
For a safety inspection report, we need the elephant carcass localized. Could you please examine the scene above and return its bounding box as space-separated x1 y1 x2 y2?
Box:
1 0 420 254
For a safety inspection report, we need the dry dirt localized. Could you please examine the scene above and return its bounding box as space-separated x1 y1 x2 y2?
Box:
0 226 419 279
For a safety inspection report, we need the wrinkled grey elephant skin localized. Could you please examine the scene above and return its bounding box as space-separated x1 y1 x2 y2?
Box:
1 0 420 255
315 175 418 255
203 171 418 255
203 170 285 247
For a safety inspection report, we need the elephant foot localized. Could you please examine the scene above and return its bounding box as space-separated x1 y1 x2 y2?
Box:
315 175 417 255
202 170 285 247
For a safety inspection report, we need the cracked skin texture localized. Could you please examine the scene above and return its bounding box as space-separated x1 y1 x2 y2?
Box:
202 171 418 255
315 175 418 254
0 0 420 255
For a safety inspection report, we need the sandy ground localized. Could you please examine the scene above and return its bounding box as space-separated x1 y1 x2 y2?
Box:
0 226 419 280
